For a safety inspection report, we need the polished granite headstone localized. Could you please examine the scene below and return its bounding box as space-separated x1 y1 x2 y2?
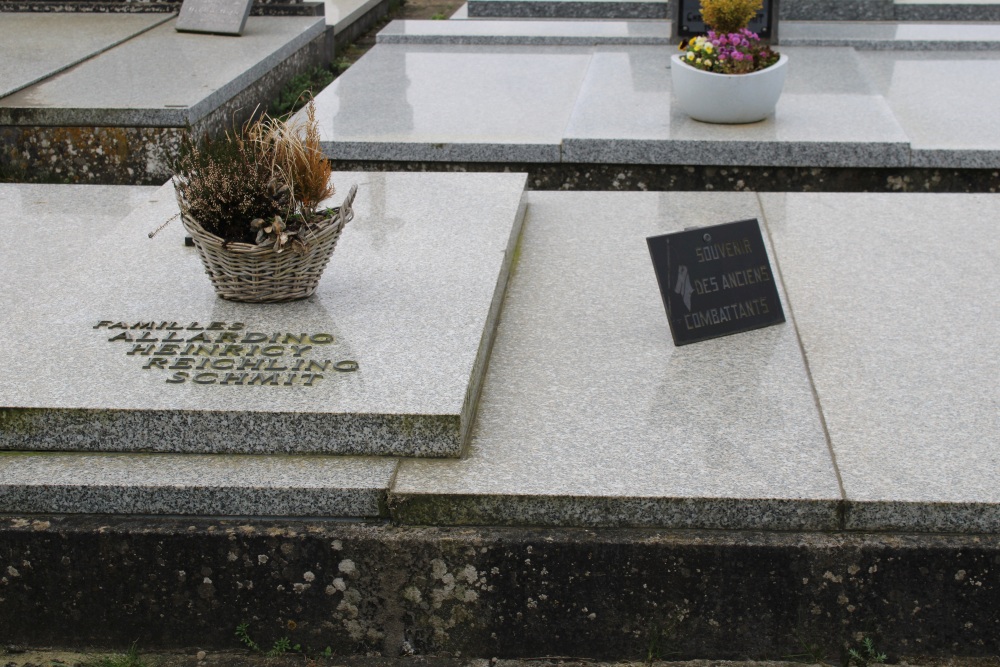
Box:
0 172 527 458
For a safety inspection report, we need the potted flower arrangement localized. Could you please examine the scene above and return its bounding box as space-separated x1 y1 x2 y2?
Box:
671 0 787 124
172 102 357 303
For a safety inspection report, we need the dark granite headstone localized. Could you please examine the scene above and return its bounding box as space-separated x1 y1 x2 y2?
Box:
672 0 780 43
647 218 785 346
176 0 254 36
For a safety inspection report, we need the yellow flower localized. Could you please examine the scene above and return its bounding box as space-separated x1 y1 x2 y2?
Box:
686 52 695 61
704 59 713 67
704 44 714 54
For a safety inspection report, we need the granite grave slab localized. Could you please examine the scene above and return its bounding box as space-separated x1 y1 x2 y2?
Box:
562 46 911 168
761 192 1000 533
0 172 527 457
312 44 593 162
0 13 172 99
391 191 842 530
0 16 326 127
858 51 1000 168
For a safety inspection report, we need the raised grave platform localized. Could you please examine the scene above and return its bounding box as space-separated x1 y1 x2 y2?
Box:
0 172 527 461
313 36 1000 175
1 183 996 532
0 15 329 184
0 184 997 658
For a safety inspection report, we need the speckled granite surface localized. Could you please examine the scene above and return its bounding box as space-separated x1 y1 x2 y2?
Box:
0 452 395 517
761 192 1000 533
312 44 593 163
859 51 1000 168
0 16 325 127
0 172 527 457
392 190 1000 533
314 41 999 170
391 190 843 530
377 19 672 45
466 0 669 18
562 46 911 168
0 13 171 98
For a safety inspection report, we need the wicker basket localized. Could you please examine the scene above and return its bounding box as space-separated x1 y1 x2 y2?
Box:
179 185 357 303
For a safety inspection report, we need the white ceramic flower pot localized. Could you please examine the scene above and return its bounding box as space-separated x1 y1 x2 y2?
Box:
670 53 788 124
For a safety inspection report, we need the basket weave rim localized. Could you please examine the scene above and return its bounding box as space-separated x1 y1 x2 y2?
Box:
180 209 343 255
176 183 357 256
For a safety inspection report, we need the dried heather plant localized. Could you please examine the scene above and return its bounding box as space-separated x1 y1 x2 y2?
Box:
173 101 335 250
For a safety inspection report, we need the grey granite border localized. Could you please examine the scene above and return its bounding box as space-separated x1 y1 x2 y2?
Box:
389 493 842 531
0 1 324 14
376 33 671 46
780 0 894 21
845 500 1000 533
561 139 913 168
894 4 1000 21
0 408 463 457
458 198 528 454
0 484 388 517
324 160 1000 193
781 38 1000 51
910 148 1000 169
321 141 562 163
466 0 669 19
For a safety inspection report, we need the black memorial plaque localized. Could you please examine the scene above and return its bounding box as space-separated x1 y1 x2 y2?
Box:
647 218 785 346
674 0 778 41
